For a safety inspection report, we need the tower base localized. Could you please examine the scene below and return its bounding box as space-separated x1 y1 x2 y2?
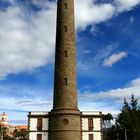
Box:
49 108 81 140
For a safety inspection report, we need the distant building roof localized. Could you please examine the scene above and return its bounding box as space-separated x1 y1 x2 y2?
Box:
15 125 28 130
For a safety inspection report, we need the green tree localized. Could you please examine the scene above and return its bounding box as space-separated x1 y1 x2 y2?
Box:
13 129 28 140
0 125 9 140
103 113 114 140
116 94 140 140
103 113 113 128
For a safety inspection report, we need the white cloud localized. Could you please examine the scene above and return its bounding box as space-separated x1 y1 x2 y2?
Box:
0 0 140 79
79 77 140 114
0 81 53 121
101 77 140 99
77 44 116 77
0 97 52 121
103 52 127 67
130 78 140 86
1 77 140 120
75 0 140 30
75 0 115 30
114 0 140 12
130 16 134 24
0 1 56 79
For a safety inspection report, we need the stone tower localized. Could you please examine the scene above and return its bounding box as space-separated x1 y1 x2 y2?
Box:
49 0 81 140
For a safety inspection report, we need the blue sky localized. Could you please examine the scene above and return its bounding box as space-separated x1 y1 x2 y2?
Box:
0 0 140 123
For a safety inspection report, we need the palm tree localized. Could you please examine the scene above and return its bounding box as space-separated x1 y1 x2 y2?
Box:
103 113 113 128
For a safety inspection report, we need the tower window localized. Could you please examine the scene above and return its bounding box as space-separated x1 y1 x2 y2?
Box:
64 26 67 32
89 134 93 140
64 3 68 9
63 119 69 125
64 50 68 58
88 118 93 130
64 78 68 85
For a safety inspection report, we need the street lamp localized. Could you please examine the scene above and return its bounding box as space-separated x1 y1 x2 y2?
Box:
125 129 127 140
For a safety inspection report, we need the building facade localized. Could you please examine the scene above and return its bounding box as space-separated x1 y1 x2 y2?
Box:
81 112 103 140
28 112 49 140
28 111 103 140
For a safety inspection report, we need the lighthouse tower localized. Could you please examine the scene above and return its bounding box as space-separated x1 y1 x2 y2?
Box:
0 112 8 126
49 0 81 140
27 0 103 140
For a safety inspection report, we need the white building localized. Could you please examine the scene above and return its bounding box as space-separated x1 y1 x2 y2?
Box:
28 112 49 140
28 111 103 140
81 112 103 140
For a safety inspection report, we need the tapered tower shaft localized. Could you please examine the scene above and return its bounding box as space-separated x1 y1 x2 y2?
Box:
53 0 77 110
49 0 81 140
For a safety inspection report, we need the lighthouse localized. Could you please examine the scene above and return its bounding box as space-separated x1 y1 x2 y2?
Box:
48 0 81 140
27 1 103 140
0 112 8 126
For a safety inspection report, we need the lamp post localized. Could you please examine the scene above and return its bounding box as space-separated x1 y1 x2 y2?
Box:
125 129 127 140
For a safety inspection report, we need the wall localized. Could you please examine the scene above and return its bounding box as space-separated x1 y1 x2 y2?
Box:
81 117 102 140
29 117 49 140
